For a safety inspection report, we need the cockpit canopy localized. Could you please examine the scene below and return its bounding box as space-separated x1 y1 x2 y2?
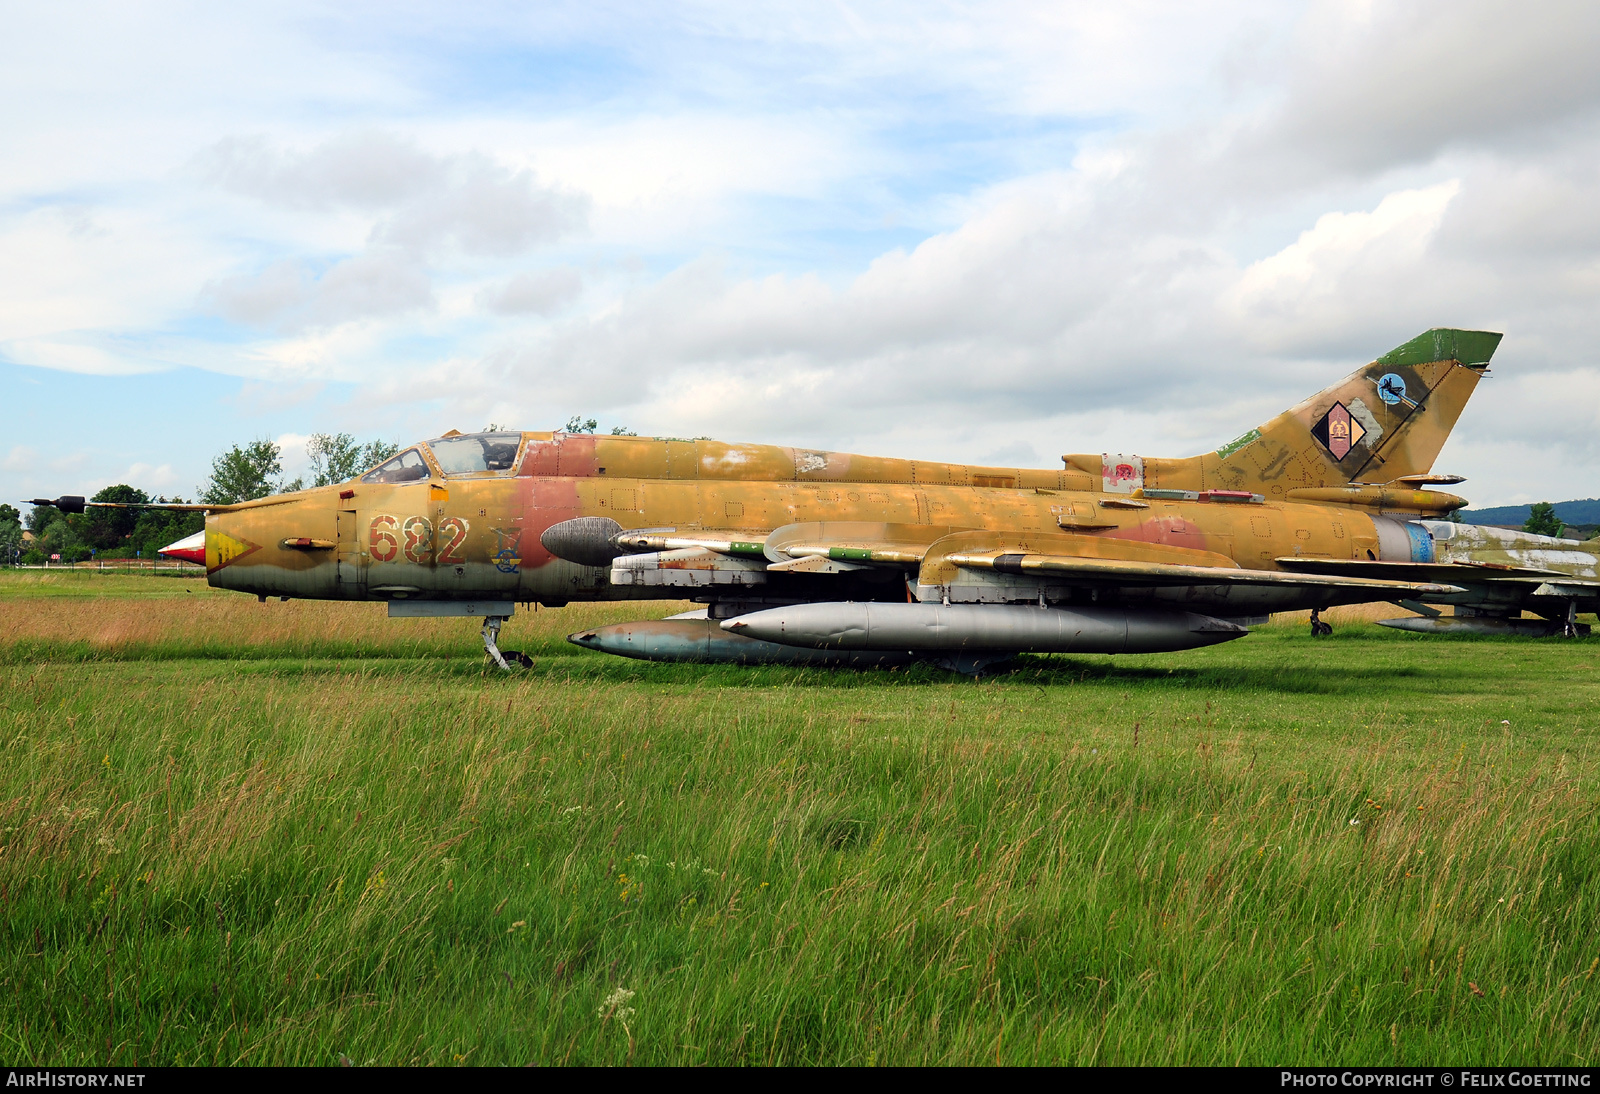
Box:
358 431 523 484
361 447 430 484
428 432 523 474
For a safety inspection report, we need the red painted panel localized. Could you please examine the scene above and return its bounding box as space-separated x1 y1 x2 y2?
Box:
557 433 599 477
1103 515 1220 555
522 476 584 568
520 439 561 477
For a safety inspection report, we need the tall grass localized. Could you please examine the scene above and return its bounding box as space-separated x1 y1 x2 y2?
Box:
1 574 1597 1064
0 574 678 664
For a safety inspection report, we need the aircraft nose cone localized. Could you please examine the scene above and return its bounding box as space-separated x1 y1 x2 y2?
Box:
157 529 207 566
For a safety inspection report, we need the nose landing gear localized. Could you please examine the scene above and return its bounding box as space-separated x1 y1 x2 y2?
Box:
482 615 534 670
1310 607 1333 637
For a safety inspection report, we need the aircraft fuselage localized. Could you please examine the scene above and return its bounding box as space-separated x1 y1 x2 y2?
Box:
206 430 1443 619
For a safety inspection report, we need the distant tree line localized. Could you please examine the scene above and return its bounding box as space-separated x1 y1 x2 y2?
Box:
0 505 24 565
15 487 203 566
563 416 636 436
279 434 401 496
11 432 399 566
1522 502 1566 539
191 433 402 504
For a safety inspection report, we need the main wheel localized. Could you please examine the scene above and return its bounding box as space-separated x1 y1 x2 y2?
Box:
501 650 535 668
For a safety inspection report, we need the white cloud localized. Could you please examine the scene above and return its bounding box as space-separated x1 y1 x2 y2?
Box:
122 462 180 490
2 446 39 473
1225 181 1462 342
48 451 92 473
203 132 588 257
204 249 435 332
272 432 314 481
1261 0 1600 176
479 268 583 316
1 339 163 377
0 204 225 347
201 132 444 211
235 322 400 381
192 132 589 335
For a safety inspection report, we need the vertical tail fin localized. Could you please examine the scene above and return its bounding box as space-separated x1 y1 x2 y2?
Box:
1089 329 1501 497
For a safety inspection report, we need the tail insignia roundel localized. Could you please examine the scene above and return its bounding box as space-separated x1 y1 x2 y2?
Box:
1311 402 1366 461
1376 373 1418 408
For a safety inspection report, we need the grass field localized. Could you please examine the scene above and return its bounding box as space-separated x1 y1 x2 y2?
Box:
2 569 1598 1065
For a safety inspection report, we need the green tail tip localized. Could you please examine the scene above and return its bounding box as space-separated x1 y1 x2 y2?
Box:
1377 328 1503 369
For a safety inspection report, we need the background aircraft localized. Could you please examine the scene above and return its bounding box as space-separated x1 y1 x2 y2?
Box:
1280 521 1599 637
35 327 1562 672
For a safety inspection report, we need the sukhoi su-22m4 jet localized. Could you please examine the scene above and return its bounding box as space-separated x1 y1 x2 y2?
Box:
35 327 1583 672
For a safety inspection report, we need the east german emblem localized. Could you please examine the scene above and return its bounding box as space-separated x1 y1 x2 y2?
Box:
1311 401 1366 460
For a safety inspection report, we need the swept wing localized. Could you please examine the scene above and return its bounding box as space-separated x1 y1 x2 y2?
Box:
607 520 1460 600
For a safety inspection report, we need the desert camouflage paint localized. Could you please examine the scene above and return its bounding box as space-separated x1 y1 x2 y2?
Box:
201 328 1505 623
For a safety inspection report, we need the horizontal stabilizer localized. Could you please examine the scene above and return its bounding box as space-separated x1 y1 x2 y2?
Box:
947 549 1463 595
1274 557 1599 586
915 530 1459 596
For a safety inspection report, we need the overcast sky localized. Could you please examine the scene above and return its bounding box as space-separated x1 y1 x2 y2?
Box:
4 0 1599 507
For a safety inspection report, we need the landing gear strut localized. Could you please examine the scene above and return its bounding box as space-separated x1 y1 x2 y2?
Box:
1310 608 1333 637
482 615 533 670
1564 600 1579 640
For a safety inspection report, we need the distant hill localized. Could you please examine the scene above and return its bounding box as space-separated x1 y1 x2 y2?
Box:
1461 498 1600 527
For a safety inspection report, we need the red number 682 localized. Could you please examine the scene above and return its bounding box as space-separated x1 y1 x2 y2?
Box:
403 516 433 563
368 515 399 562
